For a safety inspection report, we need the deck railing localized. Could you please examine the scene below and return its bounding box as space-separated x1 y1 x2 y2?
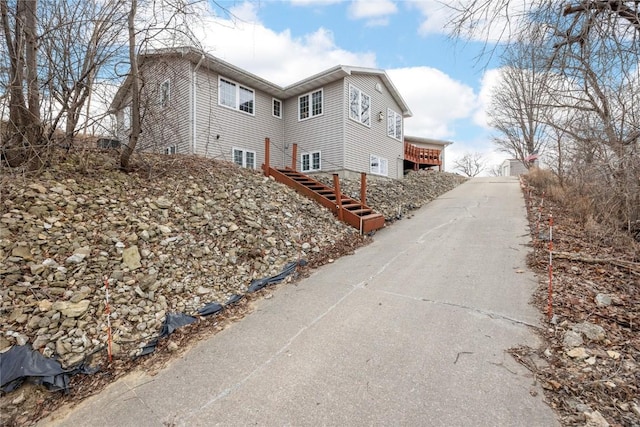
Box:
404 142 441 166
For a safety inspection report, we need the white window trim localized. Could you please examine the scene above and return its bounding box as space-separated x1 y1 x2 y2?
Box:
298 88 323 121
218 76 255 116
387 108 403 141
349 84 371 128
272 98 282 119
370 154 388 177
232 147 256 169
165 145 177 155
122 105 132 132
301 150 321 172
160 79 170 108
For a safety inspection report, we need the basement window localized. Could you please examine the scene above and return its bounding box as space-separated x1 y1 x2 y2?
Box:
301 151 321 172
370 154 388 176
233 147 256 169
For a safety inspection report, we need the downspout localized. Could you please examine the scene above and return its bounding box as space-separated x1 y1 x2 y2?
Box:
191 54 205 154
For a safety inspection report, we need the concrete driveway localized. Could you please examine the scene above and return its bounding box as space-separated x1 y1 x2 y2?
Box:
44 176 559 426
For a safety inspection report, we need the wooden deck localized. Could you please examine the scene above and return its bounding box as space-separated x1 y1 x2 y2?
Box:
404 142 441 170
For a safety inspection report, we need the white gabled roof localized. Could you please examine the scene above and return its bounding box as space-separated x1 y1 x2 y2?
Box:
110 47 412 117
404 136 453 146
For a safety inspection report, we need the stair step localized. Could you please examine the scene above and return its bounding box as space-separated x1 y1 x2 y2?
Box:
349 208 373 215
267 166 385 233
360 213 383 220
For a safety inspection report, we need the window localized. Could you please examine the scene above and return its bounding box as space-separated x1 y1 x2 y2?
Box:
349 85 371 127
301 151 321 172
123 105 132 131
219 77 254 115
160 80 170 108
273 98 282 118
165 145 177 155
370 154 388 176
387 108 402 141
232 147 256 169
299 89 323 120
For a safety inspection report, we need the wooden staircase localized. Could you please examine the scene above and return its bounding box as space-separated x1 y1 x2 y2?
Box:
264 166 385 234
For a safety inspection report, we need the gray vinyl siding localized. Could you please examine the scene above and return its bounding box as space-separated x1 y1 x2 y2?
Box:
192 66 285 168
283 80 344 172
137 58 191 154
343 74 404 179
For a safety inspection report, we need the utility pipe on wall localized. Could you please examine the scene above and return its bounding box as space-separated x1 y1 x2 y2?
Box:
191 54 205 154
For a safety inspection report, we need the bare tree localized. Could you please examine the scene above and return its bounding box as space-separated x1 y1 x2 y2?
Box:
1 0 42 168
38 0 127 145
489 27 553 170
453 152 485 177
448 0 640 236
118 0 204 170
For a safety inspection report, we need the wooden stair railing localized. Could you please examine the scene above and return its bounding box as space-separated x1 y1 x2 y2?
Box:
265 166 385 233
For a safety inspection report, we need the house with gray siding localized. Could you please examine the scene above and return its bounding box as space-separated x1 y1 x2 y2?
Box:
500 159 529 176
110 46 446 179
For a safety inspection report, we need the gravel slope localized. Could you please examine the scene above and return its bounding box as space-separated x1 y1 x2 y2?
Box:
0 152 466 370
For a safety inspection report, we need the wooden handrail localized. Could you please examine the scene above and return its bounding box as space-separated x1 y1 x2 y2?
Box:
264 137 270 177
291 143 297 171
360 172 366 206
333 174 343 221
404 141 441 165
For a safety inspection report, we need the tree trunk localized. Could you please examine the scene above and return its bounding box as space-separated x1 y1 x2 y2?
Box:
120 0 140 171
1 0 43 168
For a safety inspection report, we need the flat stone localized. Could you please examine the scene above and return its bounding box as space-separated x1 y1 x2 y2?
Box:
583 410 610 427
0 335 11 351
572 322 605 342
595 294 612 307
156 197 172 209
566 347 589 359
66 247 91 264
11 245 33 260
28 183 48 193
122 245 142 270
54 300 91 318
563 330 583 348
158 225 172 234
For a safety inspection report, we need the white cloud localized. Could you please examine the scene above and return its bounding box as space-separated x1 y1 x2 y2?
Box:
406 0 527 42
289 0 343 5
192 10 376 86
228 1 260 23
473 68 502 128
387 67 477 139
348 0 397 21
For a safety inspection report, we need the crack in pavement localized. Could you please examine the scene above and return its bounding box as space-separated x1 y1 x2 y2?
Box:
371 288 542 330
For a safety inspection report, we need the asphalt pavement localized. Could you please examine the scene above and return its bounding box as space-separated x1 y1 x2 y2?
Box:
43 176 559 426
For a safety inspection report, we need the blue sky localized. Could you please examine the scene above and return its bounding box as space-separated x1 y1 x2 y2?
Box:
190 0 508 171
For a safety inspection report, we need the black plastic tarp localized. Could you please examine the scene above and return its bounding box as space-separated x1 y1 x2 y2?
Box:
0 345 69 392
197 302 223 316
138 313 197 357
247 260 305 293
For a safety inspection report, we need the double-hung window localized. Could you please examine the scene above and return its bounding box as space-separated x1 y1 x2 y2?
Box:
299 89 323 120
387 108 402 141
273 98 282 118
370 154 388 176
349 85 371 127
219 77 255 115
301 151 321 172
232 147 256 169
160 80 170 108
